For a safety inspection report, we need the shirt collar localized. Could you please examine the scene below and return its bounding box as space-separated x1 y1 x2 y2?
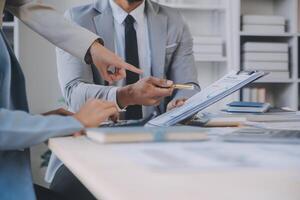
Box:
109 0 145 25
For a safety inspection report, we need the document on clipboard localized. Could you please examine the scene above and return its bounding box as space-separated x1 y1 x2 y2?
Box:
146 70 267 127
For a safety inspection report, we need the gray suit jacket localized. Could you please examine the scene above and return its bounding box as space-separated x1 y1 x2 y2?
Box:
1 0 99 60
56 0 200 115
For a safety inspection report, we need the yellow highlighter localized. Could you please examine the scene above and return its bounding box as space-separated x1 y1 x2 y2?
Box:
172 84 195 90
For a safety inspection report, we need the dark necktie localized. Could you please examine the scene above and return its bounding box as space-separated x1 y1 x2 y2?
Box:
124 15 143 120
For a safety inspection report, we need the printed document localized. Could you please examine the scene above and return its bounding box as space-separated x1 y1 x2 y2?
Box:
147 71 266 127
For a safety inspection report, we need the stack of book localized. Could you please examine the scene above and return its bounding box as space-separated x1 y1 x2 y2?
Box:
226 101 271 113
243 87 275 106
242 15 286 34
242 42 290 80
193 36 224 60
242 87 268 103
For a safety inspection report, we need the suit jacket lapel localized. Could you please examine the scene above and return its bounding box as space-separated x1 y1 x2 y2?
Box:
92 1 115 85
93 6 115 52
146 1 167 78
93 0 167 79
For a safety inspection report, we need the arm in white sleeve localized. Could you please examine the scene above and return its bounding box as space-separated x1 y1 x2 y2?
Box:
6 0 99 61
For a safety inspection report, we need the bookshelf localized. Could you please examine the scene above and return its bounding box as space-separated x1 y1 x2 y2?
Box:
232 0 300 110
156 0 300 111
240 32 294 37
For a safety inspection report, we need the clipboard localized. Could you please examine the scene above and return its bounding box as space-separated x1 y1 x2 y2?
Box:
146 70 268 127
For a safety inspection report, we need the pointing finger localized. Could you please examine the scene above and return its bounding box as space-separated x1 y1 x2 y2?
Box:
116 61 143 75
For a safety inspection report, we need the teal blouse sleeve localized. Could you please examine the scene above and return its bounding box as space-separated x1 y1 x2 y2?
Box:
0 108 83 150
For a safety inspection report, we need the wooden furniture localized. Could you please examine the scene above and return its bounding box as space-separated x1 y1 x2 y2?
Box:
49 136 300 200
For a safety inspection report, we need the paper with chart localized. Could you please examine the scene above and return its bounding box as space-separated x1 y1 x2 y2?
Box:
146 71 266 127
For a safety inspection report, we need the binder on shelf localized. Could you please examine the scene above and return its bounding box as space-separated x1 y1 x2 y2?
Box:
243 52 288 62
146 71 267 127
251 88 258 102
243 88 268 103
243 62 289 71
242 25 285 34
257 88 267 103
242 88 251 102
242 15 286 25
243 42 289 53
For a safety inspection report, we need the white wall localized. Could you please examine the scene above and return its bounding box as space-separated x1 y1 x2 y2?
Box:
19 0 92 114
18 0 92 187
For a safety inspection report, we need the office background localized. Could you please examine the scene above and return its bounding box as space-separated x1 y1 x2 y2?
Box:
3 0 300 186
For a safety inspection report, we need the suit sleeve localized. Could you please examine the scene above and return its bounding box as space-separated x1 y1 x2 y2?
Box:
5 0 99 61
167 14 200 101
0 108 83 151
56 10 119 112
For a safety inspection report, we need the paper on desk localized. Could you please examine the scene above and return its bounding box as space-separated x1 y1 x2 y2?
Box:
111 141 300 171
147 71 266 127
246 121 300 130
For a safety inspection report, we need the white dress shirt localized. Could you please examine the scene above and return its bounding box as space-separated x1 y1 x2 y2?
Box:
107 0 151 109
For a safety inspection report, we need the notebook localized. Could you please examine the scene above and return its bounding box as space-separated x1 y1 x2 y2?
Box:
87 127 209 144
242 15 286 25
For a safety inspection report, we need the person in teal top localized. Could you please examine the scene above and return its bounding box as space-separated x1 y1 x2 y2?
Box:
0 1 143 199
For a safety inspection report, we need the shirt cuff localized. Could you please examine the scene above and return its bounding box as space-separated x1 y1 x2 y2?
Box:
84 38 104 64
107 87 126 112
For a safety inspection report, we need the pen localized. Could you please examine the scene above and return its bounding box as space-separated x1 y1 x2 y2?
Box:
172 84 195 90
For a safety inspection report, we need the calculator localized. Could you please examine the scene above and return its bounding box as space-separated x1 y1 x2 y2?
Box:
100 112 158 127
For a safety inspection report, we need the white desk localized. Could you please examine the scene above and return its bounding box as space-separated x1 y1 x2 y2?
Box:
49 136 300 200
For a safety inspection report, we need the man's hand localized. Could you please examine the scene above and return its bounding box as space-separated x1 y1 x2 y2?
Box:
90 42 143 84
167 98 187 111
73 99 118 128
42 108 74 116
117 77 174 107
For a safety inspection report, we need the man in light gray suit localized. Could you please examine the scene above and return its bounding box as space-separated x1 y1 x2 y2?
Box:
48 0 200 199
56 0 199 116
